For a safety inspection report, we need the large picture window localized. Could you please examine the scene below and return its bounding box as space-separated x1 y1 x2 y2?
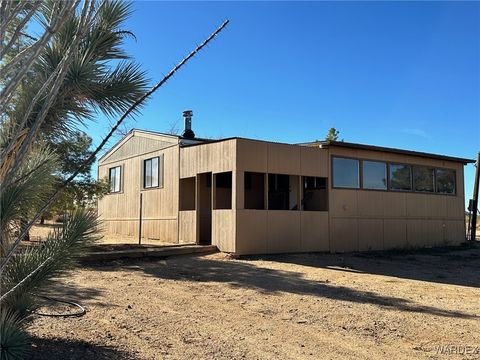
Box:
413 166 434 192
143 156 162 189
362 161 387 190
332 157 359 188
389 164 412 191
435 169 456 195
109 166 121 193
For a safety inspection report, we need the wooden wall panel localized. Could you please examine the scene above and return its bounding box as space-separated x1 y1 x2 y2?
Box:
236 139 268 173
331 218 358 252
179 211 196 244
382 192 407 218
180 139 236 178
267 143 301 175
212 210 235 252
266 211 301 253
98 141 180 243
300 212 329 252
357 191 384 217
383 220 407 249
329 190 357 217
236 210 268 255
327 146 467 252
358 219 384 251
300 146 329 177
445 220 466 245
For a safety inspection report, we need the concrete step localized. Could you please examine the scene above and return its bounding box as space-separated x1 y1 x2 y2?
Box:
82 244 218 262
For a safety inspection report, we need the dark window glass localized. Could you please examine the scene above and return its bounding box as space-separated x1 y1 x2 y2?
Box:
362 161 387 190
435 168 455 194
413 166 434 192
109 166 121 193
389 164 411 191
144 157 159 188
332 157 359 188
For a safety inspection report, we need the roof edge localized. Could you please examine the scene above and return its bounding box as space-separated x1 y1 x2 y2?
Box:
317 140 475 164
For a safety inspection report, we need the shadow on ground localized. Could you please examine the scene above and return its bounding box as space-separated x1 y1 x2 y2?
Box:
264 244 480 288
84 245 480 319
30 337 138 360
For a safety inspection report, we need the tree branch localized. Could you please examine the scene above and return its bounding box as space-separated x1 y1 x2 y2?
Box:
0 19 230 275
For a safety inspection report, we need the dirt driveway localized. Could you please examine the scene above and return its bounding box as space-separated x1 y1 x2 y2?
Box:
29 246 480 360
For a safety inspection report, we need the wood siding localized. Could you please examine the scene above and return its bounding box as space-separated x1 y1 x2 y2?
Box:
98 132 181 243
328 146 466 252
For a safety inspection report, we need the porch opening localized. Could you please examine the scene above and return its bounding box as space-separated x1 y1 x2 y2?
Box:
268 174 299 210
302 176 328 211
179 177 196 211
244 172 265 209
197 172 212 245
213 172 232 209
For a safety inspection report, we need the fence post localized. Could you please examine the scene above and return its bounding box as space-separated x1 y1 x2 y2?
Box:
138 193 143 245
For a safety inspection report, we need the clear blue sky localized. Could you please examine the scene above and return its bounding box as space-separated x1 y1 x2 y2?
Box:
89 1 480 208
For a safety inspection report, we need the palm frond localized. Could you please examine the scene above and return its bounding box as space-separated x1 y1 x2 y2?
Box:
0 310 30 360
1 209 100 316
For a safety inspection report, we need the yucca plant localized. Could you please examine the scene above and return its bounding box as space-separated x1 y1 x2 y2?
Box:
1 0 228 358
0 1 148 358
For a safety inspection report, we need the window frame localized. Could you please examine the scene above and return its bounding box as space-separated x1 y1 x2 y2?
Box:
108 165 122 193
388 163 413 192
412 165 435 193
331 156 360 189
435 167 457 195
330 155 456 196
142 156 163 190
362 160 388 191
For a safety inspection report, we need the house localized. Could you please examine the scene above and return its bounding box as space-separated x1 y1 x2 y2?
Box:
97 111 473 254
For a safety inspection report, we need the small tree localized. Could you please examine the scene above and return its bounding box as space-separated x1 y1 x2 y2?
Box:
325 127 340 141
41 131 110 223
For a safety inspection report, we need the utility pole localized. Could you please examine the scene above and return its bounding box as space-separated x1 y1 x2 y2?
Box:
470 152 480 242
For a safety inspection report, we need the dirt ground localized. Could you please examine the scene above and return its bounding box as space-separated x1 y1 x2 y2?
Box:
27 245 480 360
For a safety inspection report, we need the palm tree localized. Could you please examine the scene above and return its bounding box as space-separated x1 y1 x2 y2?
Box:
0 1 228 357
0 1 148 358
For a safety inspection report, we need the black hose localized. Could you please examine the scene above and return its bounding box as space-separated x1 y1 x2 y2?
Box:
34 295 86 317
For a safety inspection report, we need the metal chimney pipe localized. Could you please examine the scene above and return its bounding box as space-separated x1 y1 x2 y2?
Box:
182 110 195 139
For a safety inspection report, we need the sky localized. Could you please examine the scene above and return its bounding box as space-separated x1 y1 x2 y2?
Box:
88 1 480 208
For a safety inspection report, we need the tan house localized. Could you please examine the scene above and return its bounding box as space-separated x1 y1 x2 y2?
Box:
97 112 473 254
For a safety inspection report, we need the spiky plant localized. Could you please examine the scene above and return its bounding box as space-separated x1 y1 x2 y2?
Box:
0 0 228 357
0 1 148 357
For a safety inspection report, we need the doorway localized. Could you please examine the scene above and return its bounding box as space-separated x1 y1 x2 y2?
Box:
197 172 212 245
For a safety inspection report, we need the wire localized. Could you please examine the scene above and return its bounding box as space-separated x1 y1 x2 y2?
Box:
34 295 86 317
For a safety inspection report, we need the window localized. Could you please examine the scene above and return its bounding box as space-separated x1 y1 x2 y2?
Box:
332 157 359 188
389 164 411 191
143 156 162 189
214 172 232 209
413 166 434 192
245 172 265 209
436 169 456 195
362 161 387 190
302 176 328 211
108 166 121 193
180 177 195 210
